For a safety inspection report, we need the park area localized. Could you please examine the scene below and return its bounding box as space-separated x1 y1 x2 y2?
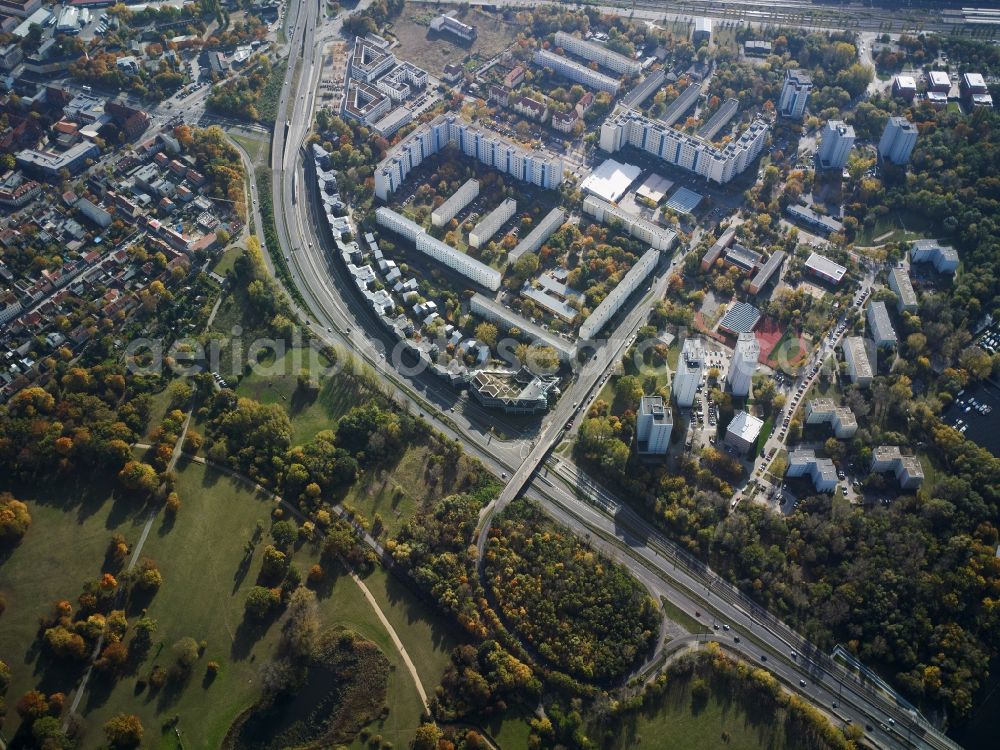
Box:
0 452 463 748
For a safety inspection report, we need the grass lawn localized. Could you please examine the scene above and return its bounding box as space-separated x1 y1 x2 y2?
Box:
481 706 534 750
340 443 480 537
0 461 436 749
358 565 460 691
855 208 934 246
211 244 242 277
660 597 711 635
141 385 181 442
234 348 385 444
230 133 269 167
592 668 794 750
0 477 150 734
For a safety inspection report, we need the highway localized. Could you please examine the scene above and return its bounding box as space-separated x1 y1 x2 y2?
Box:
253 3 960 748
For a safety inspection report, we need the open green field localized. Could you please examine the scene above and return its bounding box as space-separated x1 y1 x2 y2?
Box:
592 668 796 750
0 459 459 748
341 442 480 537
233 348 385 444
0 477 150 728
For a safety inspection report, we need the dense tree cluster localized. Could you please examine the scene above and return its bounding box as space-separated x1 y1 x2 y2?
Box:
206 57 284 123
485 501 659 682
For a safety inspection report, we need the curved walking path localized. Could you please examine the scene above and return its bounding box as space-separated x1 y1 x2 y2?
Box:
132 445 430 714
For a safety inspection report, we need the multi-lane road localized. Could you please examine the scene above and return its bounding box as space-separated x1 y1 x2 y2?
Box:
251 3 961 748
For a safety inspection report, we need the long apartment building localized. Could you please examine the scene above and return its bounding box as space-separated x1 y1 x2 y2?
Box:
600 109 769 184
888 265 917 313
374 114 565 201
376 207 502 291
509 207 565 263
554 31 642 76
432 178 479 227
866 300 898 348
579 247 659 340
842 336 873 387
470 198 516 248
470 293 576 360
533 48 621 95
582 195 676 251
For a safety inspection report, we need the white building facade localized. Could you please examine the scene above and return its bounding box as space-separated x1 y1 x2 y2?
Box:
432 178 479 227
533 49 621 94
582 195 677 251
376 207 502 290
878 117 918 165
778 69 812 119
374 115 565 201
554 31 642 76
579 248 659 340
470 198 516 248
818 120 855 169
599 110 769 184
637 396 673 455
727 331 760 397
673 337 705 407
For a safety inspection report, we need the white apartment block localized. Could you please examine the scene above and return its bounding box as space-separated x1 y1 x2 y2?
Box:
469 293 576 360
910 240 959 274
786 448 838 492
805 399 858 438
343 79 392 126
842 336 873 387
818 120 855 170
509 207 565 263
554 31 642 76
579 248 659 340
600 109 769 184
673 337 705 407
350 36 396 83
778 69 812 119
636 395 673 455
871 446 924 489
376 207 502 291
376 62 427 102
888 265 917 313
470 198 516 248
432 179 479 227
727 331 760 397
374 114 565 201
878 117 918 166
533 49 621 94
582 195 677 251
866 300 898 348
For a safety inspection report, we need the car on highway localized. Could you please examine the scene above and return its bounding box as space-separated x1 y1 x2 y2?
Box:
799 679 807 687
